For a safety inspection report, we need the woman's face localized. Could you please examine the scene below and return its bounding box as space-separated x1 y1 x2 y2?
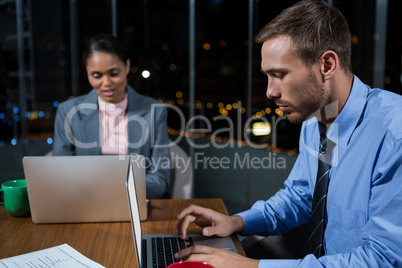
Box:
86 52 130 103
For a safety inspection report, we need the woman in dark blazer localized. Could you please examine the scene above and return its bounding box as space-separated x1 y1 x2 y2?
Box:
53 34 170 199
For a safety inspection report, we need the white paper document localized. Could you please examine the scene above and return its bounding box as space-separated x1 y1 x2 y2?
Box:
0 244 105 268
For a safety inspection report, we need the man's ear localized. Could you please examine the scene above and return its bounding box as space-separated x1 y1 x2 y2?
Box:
320 50 338 80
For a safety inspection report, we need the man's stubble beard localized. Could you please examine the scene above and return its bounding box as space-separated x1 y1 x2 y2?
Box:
285 71 329 125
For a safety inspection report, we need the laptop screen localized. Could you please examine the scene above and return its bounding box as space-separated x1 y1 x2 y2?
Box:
126 159 143 267
23 155 131 224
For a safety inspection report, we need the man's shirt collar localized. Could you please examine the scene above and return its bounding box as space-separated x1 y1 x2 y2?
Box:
327 75 369 148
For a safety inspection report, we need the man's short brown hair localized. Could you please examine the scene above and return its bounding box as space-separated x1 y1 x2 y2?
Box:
256 0 352 73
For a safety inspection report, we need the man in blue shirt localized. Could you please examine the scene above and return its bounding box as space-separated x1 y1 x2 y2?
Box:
175 1 402 267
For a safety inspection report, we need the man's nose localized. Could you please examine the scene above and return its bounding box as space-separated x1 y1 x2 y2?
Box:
266 82 281 100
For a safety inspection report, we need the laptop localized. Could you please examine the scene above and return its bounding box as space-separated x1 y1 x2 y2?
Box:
23 154 147 224
126 160 238 268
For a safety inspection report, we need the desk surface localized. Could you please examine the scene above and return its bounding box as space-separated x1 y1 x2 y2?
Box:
0 198 244 267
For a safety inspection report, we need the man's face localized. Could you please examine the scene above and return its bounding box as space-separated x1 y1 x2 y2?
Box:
261 36 330 124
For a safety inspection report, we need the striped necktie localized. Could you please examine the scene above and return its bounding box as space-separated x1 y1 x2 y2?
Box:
308 123 335 258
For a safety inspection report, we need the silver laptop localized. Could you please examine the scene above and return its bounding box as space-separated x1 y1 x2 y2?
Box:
23 154 147 224
126 162 238 268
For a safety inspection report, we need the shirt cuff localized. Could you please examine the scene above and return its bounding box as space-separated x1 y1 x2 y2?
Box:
258 259 299 268
236 208 267 236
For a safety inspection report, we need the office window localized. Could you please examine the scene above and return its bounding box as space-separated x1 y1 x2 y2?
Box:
0 0 401 159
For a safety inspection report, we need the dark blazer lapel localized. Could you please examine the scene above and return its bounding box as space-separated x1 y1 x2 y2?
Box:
76 90 101 155
126 86 148 154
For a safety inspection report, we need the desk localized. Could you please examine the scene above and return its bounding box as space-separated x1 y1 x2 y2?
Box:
0 198 244 267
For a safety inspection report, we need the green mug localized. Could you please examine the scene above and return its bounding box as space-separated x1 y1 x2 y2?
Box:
0 179 31 217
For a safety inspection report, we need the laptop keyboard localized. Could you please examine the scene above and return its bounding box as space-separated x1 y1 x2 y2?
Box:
151 236 194 268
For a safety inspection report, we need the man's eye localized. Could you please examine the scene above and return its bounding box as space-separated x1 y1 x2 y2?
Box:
111 72 119 76
268 73 284 79
274 73 284 79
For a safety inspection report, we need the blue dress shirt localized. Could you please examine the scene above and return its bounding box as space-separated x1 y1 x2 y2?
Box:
237 76 402 267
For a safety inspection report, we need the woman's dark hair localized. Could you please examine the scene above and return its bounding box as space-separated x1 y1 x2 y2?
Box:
81 34 128 66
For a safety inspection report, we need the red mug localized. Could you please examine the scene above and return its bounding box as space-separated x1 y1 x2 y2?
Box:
167 261 215 268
